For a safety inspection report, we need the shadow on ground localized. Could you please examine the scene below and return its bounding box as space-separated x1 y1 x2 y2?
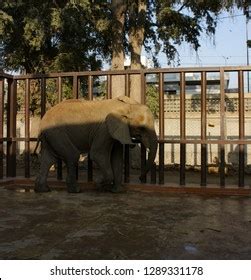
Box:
0 187 251 260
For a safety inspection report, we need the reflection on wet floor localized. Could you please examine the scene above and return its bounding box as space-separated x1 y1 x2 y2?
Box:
0 186 251 260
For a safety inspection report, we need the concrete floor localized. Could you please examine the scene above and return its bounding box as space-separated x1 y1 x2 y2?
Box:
0 186 251 260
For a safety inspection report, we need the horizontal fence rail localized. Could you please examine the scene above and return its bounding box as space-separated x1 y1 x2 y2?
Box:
1 66 251 191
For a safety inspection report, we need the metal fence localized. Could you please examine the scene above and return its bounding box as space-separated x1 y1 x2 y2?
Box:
0 66 251 190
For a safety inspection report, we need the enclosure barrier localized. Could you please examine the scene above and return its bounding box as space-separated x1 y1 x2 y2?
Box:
0 66 251 194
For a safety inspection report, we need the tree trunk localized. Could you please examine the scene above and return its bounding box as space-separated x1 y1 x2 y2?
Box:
128 0 146 103
111 0 126 98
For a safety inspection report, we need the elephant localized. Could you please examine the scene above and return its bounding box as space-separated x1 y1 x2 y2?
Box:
34 95 158 193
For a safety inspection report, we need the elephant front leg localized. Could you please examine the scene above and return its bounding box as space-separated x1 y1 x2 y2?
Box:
110 141 124 193
66 162 81 193
90 150 114 191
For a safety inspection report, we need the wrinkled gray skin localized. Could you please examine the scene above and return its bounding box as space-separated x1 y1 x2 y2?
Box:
35 96 158 193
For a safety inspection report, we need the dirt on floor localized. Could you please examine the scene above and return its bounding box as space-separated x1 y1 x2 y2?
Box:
0 184 251 260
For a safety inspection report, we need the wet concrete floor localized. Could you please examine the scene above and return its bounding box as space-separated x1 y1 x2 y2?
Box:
0 186 251 260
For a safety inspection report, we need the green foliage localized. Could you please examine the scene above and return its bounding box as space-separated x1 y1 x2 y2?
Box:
146 84 159 118
0 0 107 73
0 1 244 72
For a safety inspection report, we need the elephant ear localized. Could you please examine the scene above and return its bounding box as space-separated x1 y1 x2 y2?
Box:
105 113 133 145
117 95 138 105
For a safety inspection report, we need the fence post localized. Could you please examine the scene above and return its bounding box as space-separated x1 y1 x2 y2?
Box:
219 68 226 187
56 76 63 180
159 72 165 184
24 79 30 178
201 71 207 187
41 78 46 118
180 71 186 186
238 70 245 187
6 78 17 177
0 76 4 179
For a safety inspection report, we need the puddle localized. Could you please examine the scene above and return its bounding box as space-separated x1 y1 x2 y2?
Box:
184 244 199 254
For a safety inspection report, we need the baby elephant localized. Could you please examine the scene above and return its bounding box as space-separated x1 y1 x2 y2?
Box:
35 96 157 193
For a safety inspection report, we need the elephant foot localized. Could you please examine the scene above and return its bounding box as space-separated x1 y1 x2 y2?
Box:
34 182 51 193
109 185 126 193
67 184 81 193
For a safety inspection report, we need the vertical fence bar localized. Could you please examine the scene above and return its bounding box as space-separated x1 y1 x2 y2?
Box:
88 75 93 100
150 162 157 184
56 76 63 180
57 76 62 103
41 78 46 118
125 73 130 97
73 75 78 99
6 78 17 177
159 72 165 184
238 70 245 187
180 72 186 186
73 75 79 179
219 68 226 187
24 79 30 178
140 72 147 183
0 77 4 179
88 75 93 181
107 75 112 99
124 73 130 183
141 71 146 105
201 72 207 186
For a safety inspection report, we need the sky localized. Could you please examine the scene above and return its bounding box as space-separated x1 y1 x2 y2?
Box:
158 9 249 68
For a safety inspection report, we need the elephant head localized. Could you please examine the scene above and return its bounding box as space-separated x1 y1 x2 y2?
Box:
106 96 158 179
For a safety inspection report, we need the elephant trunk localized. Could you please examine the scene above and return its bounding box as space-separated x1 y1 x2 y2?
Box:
139 129 158 182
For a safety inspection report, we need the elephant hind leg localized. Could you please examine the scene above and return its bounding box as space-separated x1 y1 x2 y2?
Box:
35 142 56 192
44 129 80 193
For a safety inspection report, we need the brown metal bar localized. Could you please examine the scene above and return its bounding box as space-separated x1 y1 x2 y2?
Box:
150 162 157 184
56 76 63 179
201 71 207 186
125 74 130 97
57 76 62 102
88 75 93 100
159 73 164 140
24 79 30 178
73 75 78 99
159 73 165 184
107 75 112 99
219 68 226 187
0 78 4 179
159 139 251 145
13 66 251 80
41 78 46 118
6 136 251 145
238 70 245 187
141 72 146 104
180 72 186 186
6 78 17 177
